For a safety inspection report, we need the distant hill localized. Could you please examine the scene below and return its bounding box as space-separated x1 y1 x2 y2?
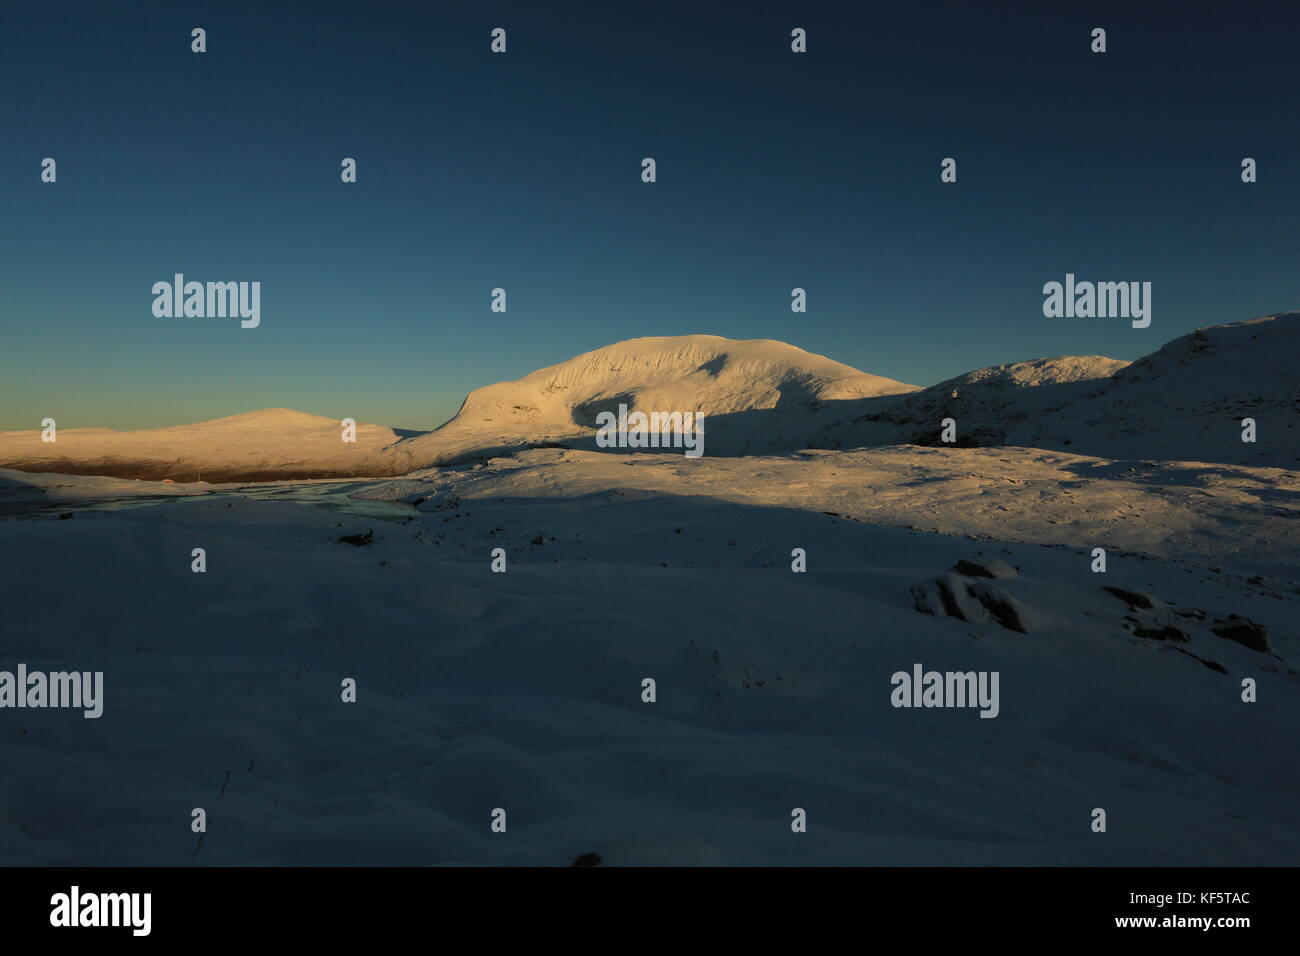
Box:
842 313 1297 465
0 409 412 483
381 334 920 466
0 315 1295 481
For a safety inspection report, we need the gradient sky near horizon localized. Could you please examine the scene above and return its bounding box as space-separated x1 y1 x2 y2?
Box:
2 0 1297 431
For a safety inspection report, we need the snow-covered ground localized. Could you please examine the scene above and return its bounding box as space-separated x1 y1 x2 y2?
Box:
0 443 1295 865
1 314 1295 865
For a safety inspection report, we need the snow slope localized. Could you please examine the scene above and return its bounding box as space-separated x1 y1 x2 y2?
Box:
839 356 1131 450
1017 313 1300 463
0 449 1295 865
382 335 919 466
845 313 1300 466
1 314 1296 480
380 312 1298 468
374 446 1300 570
0 336 917 479
1 317 1294 866
0 409 416 483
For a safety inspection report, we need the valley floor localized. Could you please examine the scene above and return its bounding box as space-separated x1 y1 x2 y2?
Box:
0 446 1296 865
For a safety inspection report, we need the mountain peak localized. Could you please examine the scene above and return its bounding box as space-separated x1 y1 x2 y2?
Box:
390 334 920 464
1 318 1295 480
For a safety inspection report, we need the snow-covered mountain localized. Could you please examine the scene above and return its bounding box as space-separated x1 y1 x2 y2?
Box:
0 409 413 483
383 334 919 467
843 312 1299 465
1016 313 1300 463
836 355 1132 450
399 315 1296 466
0 336 919 480
1 314 1295 481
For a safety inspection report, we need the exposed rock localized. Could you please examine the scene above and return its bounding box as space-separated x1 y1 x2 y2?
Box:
969 582 1031 634
1172 647 1228 674
1211 616 1270 653
953 557 1019 580
1132 624 1189 643
935 573 976 621
1102 586 1155 610
918 574 1037 634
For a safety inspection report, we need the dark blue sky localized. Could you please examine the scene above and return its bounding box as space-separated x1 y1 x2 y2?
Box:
2 0 1296 430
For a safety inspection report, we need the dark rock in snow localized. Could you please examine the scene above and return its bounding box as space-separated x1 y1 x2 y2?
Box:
969 582 1029 633
953 557 1018 580
1102 586 1155 610
1211 616 1270 653
1132 624 1189 643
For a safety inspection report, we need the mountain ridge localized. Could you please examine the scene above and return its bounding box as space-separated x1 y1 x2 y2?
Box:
1 313 1295 481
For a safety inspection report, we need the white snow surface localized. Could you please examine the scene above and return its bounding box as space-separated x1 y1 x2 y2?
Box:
866 314 1299 464
5 315 1299 480
0 409 412 483
383 334 920 465
0 444 1296 865
2 316 1296 477
1 315 1297 865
